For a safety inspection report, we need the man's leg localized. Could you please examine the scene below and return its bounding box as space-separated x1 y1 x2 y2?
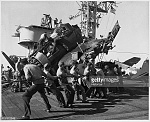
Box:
22 85 38 118
86 87 94 98
101 87 107 98
66 85 75 106
90 87 97 98
38 84 51 111
74 84 82 101
76 85 87 102
95 87 101 98
64 87 70 105
45 86 51 95
18 77 23 92
22 97 31 117
119 77 124 92
50 84 66 107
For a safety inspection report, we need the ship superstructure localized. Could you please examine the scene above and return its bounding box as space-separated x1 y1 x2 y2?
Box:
4 1 120 72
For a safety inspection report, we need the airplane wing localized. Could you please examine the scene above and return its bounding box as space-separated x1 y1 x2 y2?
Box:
123 57 141 66
131 59 149 79
1 51 16 70
59 21 120 66
59 38 104 65
114 57 141 70
114 60 130 70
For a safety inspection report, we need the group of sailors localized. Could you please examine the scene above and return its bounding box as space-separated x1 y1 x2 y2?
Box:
56 58 124 105
16 56 124 120
41 14 62 28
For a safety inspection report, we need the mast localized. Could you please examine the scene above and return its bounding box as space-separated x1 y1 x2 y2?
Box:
92 1 97 39
81 1 109 39
82 1 97 39
85 1 89 37
70 1 117 39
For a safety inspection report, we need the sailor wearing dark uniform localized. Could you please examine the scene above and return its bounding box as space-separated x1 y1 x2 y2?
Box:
95 63 107 98
21 59 51 120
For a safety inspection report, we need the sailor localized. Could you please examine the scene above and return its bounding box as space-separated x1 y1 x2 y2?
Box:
21 58 51 120
113 66 120 93
54 18 58 27
47 14 52 28
41 14 46 27
43 63 66 107
56 62 75 108
95 63 107 98
15 57 24 92
7 66 12 82
114 65 124 92
118 67 124 92
83 62 96 98
70 60 88 103
50 26 71 55
36 27 63 57
59 19 62 24
103 64 115 94
85 59 97 98
37 33 54 55
41 14 52 28
83 62 92 88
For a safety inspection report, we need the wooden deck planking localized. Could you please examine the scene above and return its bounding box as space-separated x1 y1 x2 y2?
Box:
2 91 38 119
2 99 23 118
30 98 51 119
2 92 24 118
30 93 64 119
2 89 70 120
2 83 149 120
2 97 14 118
29 92 69 119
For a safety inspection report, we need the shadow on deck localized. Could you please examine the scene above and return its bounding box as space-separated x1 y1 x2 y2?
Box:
1 86 149 120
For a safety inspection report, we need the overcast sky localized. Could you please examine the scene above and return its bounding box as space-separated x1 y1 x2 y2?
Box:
1 1 149 69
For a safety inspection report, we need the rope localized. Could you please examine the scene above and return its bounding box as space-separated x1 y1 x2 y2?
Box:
104 11 110 37
104 3 117 36
109 13 116 31
76 1 81 8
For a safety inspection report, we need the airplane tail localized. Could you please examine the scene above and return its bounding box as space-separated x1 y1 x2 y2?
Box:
1 51 16 70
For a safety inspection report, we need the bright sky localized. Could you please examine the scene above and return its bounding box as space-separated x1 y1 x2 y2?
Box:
1 1 149 69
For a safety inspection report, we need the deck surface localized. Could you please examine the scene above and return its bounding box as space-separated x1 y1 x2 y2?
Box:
1 80 149 120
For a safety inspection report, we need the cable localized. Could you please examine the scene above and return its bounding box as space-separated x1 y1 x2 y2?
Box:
109 13 116 31
76 1 81 8
104 11 110 36
109 51 149 55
